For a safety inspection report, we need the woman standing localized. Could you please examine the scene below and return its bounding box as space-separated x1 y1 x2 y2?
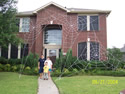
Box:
38 55 46 79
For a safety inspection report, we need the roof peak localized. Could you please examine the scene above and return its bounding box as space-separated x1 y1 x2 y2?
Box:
33 1 70 13
17 2 111 17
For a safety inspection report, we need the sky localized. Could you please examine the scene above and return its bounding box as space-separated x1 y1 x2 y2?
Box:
17 0 125 48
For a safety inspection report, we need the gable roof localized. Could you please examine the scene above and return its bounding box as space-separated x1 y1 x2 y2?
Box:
17 2 111 17
33 1 70 13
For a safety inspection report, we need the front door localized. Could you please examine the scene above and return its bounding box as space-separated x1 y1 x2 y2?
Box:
48 49 57 63
44 48 60 63
43 25 62 63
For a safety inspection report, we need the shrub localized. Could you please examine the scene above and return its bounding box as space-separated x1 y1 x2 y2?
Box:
17 64 25 71
80 69 85 74
4 64 11 71
32 67 39 75
24 53 39 68
0 63 4 71
63 68 71 76
51 69 61 77
0 57 8 64
25 66 31 71
8 59 21 65
72 68 78 73
54 49 77 72
11 66 18 72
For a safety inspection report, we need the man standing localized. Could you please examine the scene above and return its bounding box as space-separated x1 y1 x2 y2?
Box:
38 55 45 79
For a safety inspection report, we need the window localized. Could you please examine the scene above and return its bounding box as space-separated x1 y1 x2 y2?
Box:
78 15 99 31
78 42 87 60
20 18 30 32
78 42 99 61
21 44 29 58
78 16 87 31
44 29 62 45
90 42 99 60
1 47 8 59
90 16 99 31
11 45 18 59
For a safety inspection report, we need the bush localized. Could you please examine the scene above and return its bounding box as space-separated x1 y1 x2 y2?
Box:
0 63 4 71
11 66 18 72
8 59 21 65
54 49 77 72
51 69 61 77
0 57 22 65
72 68 78 73
4 64 11 71
25 66 31 71
32 67 39 75
24 53 39 68
0 57 8 64
17 64 25 71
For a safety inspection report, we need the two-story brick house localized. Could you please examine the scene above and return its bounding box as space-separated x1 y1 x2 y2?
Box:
0 2 111 62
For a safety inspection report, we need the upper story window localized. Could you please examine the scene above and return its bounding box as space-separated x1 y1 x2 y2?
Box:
44 29 62 45
19 18 30 32
78 15 99 31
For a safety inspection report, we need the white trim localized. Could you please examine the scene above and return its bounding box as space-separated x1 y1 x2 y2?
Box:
8 43 11 59
87 16 90 31
46 49 59 58
18 44 21 59
47 49 49 57
0 46 1 57
87 41 90 61
99 43 100 60
19 18 22 32
78 14 99 16
33 1 70 13
50 21 53 24
56 49 59 58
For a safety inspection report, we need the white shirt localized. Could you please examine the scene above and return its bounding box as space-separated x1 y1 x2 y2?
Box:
45 60 52 69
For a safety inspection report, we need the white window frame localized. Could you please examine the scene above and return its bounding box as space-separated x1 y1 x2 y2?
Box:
19 17 30 32
18 43 21 59
77 41 100 60
78 14 99 31
8 43 11 59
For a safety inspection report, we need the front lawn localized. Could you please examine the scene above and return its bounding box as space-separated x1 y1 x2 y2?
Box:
0 72 38 94
53 76 125 94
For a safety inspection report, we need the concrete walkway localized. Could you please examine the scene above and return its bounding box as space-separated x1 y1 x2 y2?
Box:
37 78 59 94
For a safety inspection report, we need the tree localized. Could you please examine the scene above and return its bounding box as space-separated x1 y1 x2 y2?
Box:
0 0 22 48
107 47 124 70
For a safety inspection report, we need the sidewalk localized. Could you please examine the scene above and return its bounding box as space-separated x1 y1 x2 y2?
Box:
37 78 59 94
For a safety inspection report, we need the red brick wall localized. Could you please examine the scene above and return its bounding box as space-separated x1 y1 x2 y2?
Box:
18 5 107 60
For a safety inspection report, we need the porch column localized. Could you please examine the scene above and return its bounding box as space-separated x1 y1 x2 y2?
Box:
87 38 90 61
18 44 21 59
8 43 11 59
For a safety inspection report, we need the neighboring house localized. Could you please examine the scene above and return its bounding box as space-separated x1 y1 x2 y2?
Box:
0 2 111 62
120 44 125 61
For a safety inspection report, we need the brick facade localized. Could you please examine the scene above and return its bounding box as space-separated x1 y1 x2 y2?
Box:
17 2 110 61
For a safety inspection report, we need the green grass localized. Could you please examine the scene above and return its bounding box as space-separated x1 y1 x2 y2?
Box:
0 72 38 94
53 76 125 94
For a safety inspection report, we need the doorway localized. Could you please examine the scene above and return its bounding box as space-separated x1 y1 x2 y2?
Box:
43 24 62 63
44 48 61 63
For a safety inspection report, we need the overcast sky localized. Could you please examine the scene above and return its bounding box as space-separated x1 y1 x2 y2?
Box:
17 0 125 48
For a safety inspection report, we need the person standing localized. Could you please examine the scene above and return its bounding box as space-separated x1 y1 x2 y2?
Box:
38 55 45 79
45 57 53 79
43 62 49 80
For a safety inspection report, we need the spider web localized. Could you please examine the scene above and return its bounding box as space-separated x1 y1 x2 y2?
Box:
18 8 122 80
